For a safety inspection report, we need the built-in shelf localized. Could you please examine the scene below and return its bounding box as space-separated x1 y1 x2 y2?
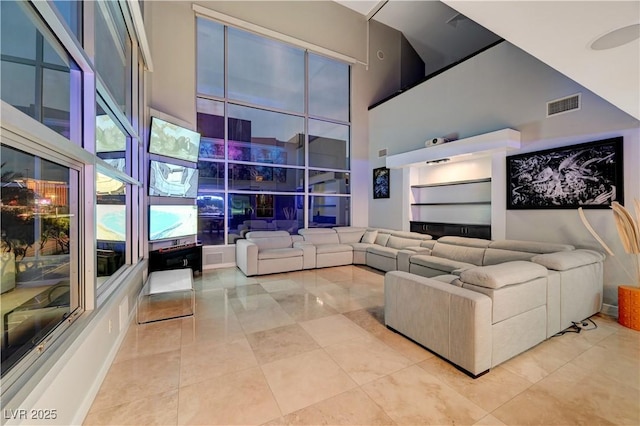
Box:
412 178 492 188
386 128 520 169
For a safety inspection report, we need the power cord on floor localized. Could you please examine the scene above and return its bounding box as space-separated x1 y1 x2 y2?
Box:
552 317 598 337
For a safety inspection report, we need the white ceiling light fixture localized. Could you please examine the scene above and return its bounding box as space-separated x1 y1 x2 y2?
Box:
590 23 640 50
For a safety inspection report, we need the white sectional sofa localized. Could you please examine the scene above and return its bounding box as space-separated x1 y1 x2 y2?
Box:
235 231 313 276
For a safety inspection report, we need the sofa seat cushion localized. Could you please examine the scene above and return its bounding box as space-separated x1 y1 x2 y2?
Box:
459 261 547 289
258 247 303 260
410 255 476 273
531 249 605 271
367 245 399 259
430 274 460 284
351 242 375 252
316 244 353 255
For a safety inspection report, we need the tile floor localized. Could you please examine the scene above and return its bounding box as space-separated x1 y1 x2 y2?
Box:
84 265 640 425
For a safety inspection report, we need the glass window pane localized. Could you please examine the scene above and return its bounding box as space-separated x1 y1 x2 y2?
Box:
197 98 224 160
52 0 82 42
95 0 129 112
0 1 37 60
197 193 224 246
1 144 78 376
309 54 349 122
309 195 350 227
308 119 350 170
197 160 225 191
309 170 350 194
96 177 127 284
228 104 304 166
197 18 224 97
228 28 304 112
43 68 71 139
228 194 301 241
96 104 127 153
228 164 302 192
1 62 36 117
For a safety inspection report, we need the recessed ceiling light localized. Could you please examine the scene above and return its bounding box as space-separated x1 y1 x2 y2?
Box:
590 24 640 50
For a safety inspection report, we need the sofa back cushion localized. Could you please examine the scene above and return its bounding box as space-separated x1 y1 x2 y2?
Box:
437 236 491 248
390 231 432 241
246 230 293 250
432 241 486 266
483 248 536 266
374 232 391 246
387 235 425 249
489 239 574 253
334 227 367 244
298 228 340 245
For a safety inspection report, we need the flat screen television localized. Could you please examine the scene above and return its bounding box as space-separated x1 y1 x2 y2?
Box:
96 204 126 241
149 204 198 241
149 117 201 163
149 160 199 198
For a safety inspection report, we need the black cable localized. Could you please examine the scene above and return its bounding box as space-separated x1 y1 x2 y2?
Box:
552 317 598 337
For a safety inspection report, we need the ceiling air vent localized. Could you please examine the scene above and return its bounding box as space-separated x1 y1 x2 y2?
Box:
378 148 388 158
547 93 581 117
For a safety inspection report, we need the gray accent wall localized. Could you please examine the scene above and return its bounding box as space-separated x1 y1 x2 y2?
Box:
369 41 639 307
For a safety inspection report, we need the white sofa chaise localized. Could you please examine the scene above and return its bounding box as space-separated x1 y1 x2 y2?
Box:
235 231 313 276
386 260 561 377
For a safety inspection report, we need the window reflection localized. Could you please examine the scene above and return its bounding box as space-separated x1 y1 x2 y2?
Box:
309 195 350 228
309 53 349 122
1 144 78 376
227 194 301 243
308 120 350 170
96 171 126 283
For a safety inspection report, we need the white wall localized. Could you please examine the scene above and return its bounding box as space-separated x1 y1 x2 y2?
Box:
369 41 640 306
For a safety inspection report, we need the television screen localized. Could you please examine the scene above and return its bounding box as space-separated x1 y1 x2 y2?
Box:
149 204 198 241
96 204 126 241
149 160 199 198
149 117 201 163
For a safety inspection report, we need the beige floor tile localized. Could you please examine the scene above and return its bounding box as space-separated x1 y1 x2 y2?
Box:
362 365 487 425
260 279 303 293
261 348 357 415
491 386 615 425
180 314 245 346
113 320 182 363
84 390 178 425
225 283 269 298
533 361 640 425
271 290 340 321
279 388 395 425
231 294 296 334
90 350 181 412
417 357 533 412
473 414 507 426
180 337 257 386
299 314 371 347
246 323 320 364
325 336 412 385
178 367 281 425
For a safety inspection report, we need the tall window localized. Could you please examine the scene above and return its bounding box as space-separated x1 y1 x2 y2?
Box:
196 18 351 245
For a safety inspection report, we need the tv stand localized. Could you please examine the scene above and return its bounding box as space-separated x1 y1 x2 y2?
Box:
149 243 202 274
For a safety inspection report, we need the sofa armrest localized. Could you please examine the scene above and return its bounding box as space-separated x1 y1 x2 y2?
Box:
236 239 259 276
531 249 605 271
294 241 316 269
397 247 431 272
385 271 492 376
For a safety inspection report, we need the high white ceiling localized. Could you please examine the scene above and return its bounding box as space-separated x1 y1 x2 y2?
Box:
336 0 640 120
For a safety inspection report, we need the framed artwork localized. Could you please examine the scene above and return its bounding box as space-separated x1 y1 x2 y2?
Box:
507 137 623 209
256 194 274 218
373 167 390 199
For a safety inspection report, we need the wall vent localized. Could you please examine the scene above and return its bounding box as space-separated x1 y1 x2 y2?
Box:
547 93 581 117
206 253 224 265
378 148 388 157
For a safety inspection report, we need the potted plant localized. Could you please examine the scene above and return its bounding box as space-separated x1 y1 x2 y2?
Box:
579 200 640 330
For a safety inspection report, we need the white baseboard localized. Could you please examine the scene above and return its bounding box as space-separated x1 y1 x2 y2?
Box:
601 303 618 319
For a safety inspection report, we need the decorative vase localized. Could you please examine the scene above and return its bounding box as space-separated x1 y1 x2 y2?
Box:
618 285 640 331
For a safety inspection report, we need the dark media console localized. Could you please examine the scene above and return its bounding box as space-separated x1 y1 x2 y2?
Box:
149 243 202 274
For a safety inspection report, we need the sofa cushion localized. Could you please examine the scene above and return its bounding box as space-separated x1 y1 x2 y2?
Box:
459 261 548 289
361 230 378 244
374 232 391 246
387 235 426 249
410 254 476 273
246 231 294 250
334 227 367 244
390 231 432 241
258 247 303 260
432 242 486 266
489 239 574 253
438 236 492 248
299 228 340 245
316 244 353 255
483 248 536 266
367 245 399 259
531 249 605 271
